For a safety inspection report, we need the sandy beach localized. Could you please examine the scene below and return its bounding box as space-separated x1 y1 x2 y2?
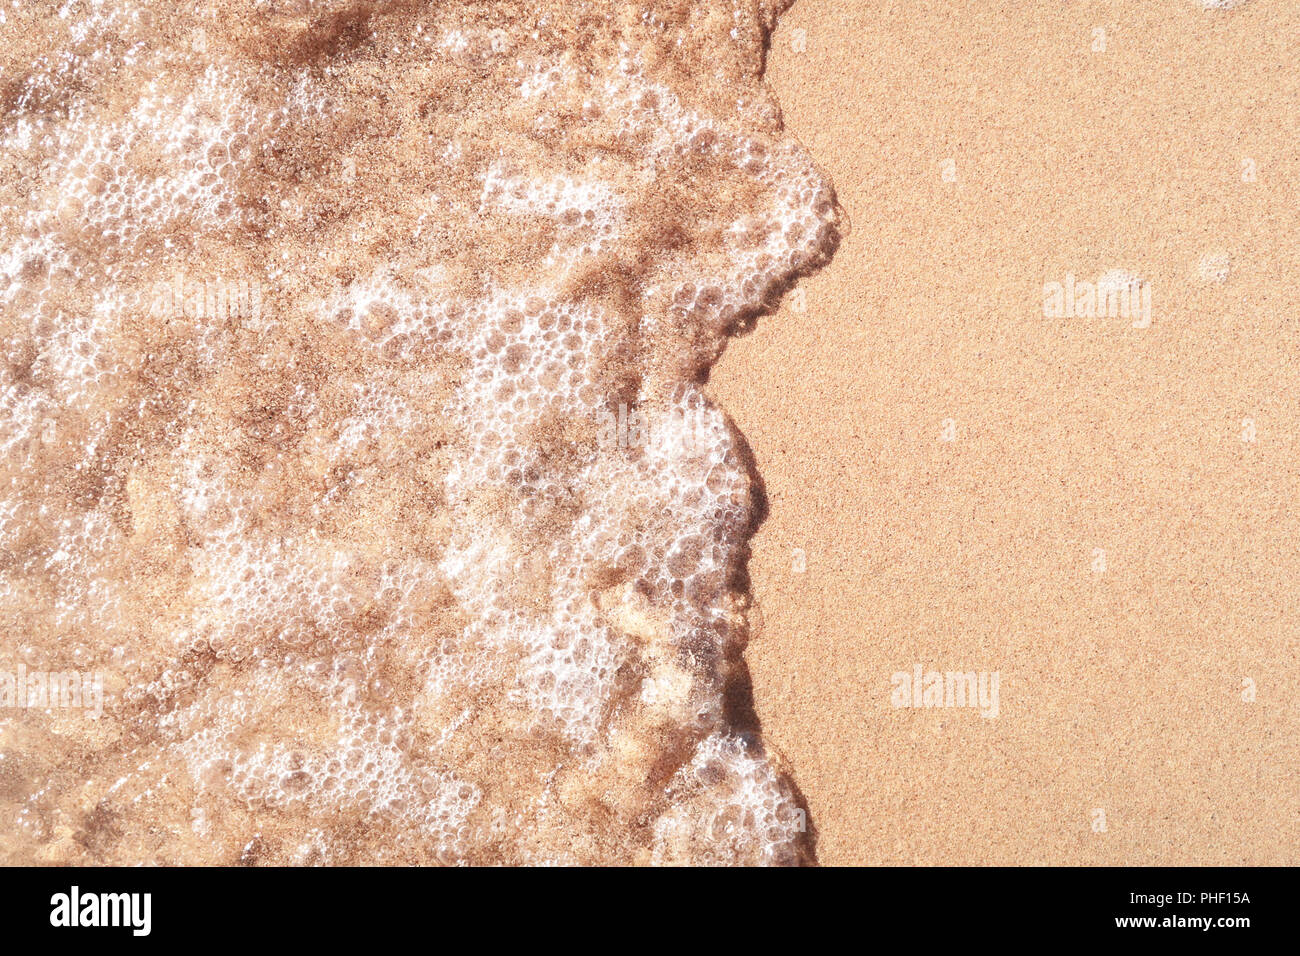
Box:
711 0 1300 864
2 0 1295 869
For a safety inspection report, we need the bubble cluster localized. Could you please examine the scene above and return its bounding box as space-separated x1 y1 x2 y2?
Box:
51 67 268 251
480 164 625 264
1 0 838 866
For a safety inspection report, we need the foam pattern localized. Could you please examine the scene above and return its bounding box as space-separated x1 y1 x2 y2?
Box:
0 0 838 866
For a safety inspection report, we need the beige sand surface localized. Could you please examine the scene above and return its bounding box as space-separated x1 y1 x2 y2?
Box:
711 0 1300 864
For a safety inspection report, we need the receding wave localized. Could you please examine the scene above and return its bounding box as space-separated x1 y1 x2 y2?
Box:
0 0 838 865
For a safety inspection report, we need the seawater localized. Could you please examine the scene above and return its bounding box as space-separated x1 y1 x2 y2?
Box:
0 0 838 865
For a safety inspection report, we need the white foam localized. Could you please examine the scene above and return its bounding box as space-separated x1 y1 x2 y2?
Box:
1 1 836 866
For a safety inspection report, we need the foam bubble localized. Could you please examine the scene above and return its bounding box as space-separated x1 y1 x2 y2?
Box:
1 0 837 866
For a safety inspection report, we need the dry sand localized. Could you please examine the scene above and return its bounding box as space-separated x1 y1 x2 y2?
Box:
711 0 1300 864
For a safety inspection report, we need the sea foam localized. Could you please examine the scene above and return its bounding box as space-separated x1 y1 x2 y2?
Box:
0 0 838 865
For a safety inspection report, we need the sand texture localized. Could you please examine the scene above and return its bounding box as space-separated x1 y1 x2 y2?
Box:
711 0 1300 864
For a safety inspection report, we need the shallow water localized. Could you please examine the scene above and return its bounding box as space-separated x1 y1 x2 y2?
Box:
0 0 838 865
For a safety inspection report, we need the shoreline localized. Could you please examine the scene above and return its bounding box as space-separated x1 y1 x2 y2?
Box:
713 0 1300 864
